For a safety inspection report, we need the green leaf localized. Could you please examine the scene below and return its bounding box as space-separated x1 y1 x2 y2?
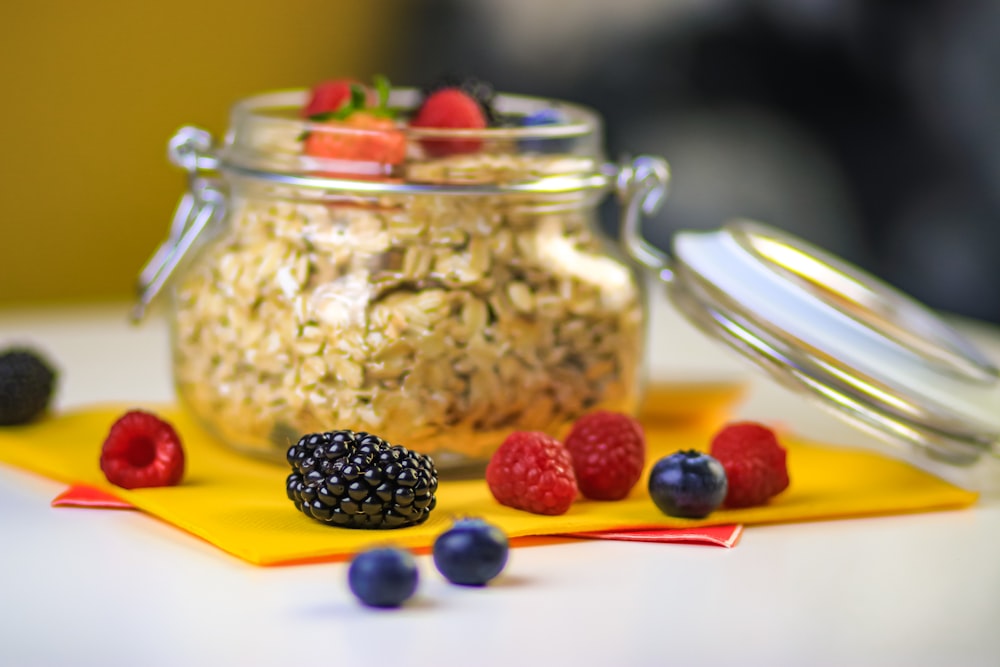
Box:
305 77 397 124
307 112 336 122
349 83 367 111
373 74 391 109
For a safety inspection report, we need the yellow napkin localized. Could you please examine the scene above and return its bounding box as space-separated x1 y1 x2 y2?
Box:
0 395 976 566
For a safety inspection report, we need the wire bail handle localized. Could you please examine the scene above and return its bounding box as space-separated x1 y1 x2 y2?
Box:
614 154 673 279
131 127 225 323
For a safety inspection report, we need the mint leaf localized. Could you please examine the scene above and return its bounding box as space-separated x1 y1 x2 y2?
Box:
374 74 391 109
349 83 367 111
307 112 337 122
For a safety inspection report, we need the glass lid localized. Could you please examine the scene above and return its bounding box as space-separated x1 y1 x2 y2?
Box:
616 157 1000 474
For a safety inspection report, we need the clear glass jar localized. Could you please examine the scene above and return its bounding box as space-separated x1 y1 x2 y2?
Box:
143 89 657 466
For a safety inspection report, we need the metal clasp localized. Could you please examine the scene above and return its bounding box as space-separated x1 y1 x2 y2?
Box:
131 127 225 323
614 155 673 282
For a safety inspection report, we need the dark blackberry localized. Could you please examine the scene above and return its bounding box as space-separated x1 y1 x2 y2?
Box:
286 429 438 529
421 73 503 126
0 348 57 426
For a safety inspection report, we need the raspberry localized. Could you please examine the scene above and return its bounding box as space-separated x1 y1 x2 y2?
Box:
421 73 502 125
564 411 645 501
709 422 789 508
0 347 57 425
485 431 577 515
286 430 438 529
100 410 185 489
301 78 359 118
410 88 487 157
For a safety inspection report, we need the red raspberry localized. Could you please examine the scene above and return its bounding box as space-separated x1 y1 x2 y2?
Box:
301 78 358 118
709 422 789 508
564 411 646 500
485 432 577 515
100 410 185 490
409 88 487 156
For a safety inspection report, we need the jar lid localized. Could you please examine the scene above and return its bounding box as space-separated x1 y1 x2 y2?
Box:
616 158 999 472
662 220 1000 468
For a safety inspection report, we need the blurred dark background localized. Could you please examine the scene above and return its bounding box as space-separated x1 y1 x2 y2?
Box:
395 0 1000 323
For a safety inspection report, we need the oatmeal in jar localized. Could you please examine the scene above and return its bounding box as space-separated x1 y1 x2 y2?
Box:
156 76 646 465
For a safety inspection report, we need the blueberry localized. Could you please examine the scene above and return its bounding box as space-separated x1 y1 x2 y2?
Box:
648 450 728 519
347 547 419 608
521 108 563 127
433 518 509 586
518 108 572 153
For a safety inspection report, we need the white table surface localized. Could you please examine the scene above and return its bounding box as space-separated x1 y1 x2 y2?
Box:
1 295 999 667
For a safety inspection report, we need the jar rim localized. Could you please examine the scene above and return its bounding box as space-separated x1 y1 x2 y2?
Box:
218 87 605 179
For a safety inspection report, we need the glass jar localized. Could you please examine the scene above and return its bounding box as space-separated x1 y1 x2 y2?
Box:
136 88 664 466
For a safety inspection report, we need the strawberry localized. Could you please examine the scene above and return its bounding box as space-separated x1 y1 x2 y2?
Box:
301 78 358 118
303 113 406 165
100 410 185 490
410 88 487 157
302 75 406 167
564 411 646 500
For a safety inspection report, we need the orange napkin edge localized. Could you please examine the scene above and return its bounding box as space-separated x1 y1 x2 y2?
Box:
49 483 745 549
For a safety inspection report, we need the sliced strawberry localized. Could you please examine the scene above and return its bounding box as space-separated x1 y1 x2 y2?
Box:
304 113 407 165
301 78 358 118
100 410 185 489
301 76 406 171
410 88 487 157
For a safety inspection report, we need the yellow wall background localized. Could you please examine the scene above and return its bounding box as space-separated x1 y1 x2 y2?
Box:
0 2 396 306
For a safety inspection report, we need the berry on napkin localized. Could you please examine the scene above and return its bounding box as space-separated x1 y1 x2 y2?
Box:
285 430 438 529
710 422 789 508
485 431 578 515
564 410 646 500
647 450 728 519
100 410 185 489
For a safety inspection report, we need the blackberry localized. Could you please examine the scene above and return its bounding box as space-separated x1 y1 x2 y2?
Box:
421 72 504 126
0 348 57 426
285 429 438 529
